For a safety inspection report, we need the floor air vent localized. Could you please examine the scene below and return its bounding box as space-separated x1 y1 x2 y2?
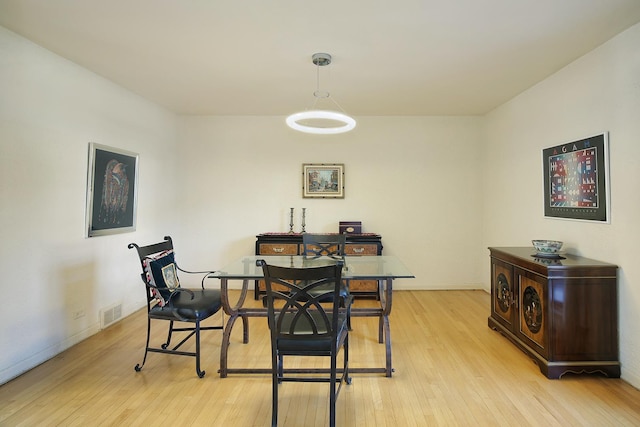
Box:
100 303 123 329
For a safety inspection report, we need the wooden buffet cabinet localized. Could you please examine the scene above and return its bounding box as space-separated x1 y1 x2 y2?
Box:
254 233 383 299
488 247 619 379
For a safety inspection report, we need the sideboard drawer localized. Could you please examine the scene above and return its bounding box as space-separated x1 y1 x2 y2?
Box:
345 244 378 256
258 243 299 255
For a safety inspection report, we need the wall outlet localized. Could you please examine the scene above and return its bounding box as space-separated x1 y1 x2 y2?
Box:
73 309 85 319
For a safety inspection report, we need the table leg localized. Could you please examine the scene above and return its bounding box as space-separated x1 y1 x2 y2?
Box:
380 278 394 377
378 280 384 343
219 279 251 378
220 313 236 378
382 308 392 377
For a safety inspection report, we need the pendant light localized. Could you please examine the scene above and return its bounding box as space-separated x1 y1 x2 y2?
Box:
286 53 356 134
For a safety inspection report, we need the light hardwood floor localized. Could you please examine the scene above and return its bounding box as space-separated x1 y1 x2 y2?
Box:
1 290 639 426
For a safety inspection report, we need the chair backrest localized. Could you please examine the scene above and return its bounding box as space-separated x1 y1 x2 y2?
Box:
128 236 180 307
129 236 174 261
302 233 346 259
259 260 345 344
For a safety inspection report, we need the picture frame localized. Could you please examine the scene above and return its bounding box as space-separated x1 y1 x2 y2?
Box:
86 142 139 237
302 163 345 199
542 133 610 223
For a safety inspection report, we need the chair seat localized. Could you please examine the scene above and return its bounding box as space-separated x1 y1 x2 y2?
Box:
306 284 350 302
276 311 348 353
149 289 221 321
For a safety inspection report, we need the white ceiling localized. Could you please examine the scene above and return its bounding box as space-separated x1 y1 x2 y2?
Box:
2 1 640 116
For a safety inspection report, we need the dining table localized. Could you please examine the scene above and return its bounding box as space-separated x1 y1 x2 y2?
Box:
209 255 414 378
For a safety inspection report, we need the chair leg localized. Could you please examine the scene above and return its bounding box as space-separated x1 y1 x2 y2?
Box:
278 354 284 383
330 352 337 427
345 335 351 384
162 320 174 349
195 320 205 378
134 315 152 372
272 351 279 427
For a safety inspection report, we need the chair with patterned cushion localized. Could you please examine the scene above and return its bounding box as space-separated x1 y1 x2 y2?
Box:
259 259 351 427
128 236 223 378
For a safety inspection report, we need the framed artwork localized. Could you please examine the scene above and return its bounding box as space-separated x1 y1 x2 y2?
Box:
302 163 345 199
86 143 139 237
542 133 610 223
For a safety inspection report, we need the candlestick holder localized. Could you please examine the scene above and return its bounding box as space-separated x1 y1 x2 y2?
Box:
301 208 306 232
289 208 294 233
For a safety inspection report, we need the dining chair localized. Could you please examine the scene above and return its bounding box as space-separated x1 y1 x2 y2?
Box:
128 236 223 378
301 233 347 260
302 233 353 329
259 259 351 427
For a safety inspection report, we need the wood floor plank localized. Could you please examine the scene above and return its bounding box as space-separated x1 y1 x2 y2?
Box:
1 290 640 426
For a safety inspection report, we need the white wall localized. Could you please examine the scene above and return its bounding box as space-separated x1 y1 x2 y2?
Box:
482 23 640 387
0 26 180 384
174 115 485 292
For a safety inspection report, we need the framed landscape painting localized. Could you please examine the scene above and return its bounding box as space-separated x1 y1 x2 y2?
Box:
302 163 345 199
542 133 609 223
86 143 139 237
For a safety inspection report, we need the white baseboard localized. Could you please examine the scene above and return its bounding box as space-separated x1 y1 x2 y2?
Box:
0 324 100 385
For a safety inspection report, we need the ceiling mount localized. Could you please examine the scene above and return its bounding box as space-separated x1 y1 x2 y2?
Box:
286 52 356 135
311 52 331 67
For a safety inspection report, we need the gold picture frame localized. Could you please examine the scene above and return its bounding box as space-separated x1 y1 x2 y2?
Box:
302 163 345 199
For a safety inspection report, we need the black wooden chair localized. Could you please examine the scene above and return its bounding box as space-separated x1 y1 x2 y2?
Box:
301 233 349 300
301 233 347 260
303 233 353 328
128 236 223 378
259 259 351 427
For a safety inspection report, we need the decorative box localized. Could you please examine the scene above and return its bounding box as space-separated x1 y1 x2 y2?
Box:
339 221 362 234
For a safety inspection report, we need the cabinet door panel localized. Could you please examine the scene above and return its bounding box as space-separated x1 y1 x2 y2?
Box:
516 270 548 358
491 259 514 328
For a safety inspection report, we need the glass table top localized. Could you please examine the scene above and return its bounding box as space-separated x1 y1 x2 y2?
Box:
211 255 415 280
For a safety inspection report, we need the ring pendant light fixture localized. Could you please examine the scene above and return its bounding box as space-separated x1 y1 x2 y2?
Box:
286 53 356 134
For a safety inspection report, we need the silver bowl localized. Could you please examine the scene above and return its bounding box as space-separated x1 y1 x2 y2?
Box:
532 240 563 256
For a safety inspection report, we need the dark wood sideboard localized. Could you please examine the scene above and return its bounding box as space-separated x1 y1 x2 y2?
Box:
254 233 383 299
488 247 619 379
